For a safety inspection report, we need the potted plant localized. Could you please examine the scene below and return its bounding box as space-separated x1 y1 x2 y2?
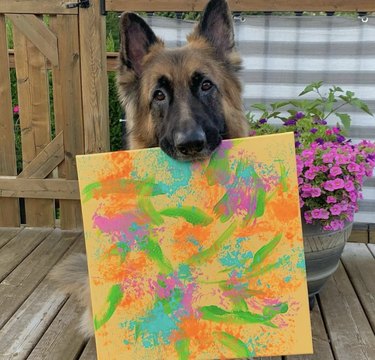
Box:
247 82 375 308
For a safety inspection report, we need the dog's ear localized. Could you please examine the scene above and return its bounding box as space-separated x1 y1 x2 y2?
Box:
119 13 162 75
195 0 235 54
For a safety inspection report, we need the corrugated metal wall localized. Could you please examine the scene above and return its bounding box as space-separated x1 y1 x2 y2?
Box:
144 15 375 224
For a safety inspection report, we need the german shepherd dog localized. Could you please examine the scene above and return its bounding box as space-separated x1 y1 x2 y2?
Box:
51 0 249 338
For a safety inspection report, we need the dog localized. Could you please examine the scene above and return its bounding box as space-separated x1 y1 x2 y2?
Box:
50 0 249 338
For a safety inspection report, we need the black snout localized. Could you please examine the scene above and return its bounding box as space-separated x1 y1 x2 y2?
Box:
174 129 207 156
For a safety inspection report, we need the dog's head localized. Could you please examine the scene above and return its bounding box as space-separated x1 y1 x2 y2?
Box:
117 0 248 161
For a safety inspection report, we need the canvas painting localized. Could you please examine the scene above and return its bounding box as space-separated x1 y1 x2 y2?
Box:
76 133 312 359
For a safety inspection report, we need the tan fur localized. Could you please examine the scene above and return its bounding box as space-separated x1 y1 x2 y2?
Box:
52 0 249 339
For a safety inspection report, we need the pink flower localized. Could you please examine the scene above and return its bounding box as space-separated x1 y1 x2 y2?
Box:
344 181 355 192
322 153 334 163
329 219 345 231
305 169 316 180
310 187 321 197
330 204 343 215
332 178 345 189
332 127 341 134
13 105 19 114
330 166 342 177
323 181 335 191
311 208 330 219
347 163 360 172
304 211 313 223
327 196 337 203
326 129 333 136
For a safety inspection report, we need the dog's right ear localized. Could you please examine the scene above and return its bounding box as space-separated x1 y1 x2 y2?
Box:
119 13 162 76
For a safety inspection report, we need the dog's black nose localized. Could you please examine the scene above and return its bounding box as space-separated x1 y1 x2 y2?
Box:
174 129 207 155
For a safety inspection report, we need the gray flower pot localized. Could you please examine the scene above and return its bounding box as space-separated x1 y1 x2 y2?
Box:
302 220 353 309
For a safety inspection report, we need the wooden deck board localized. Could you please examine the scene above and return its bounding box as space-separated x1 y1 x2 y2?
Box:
319 262 375 360
0 228 52 282
0 228 374 359
0 227 23 249
0 229 80 328
341 243 375 332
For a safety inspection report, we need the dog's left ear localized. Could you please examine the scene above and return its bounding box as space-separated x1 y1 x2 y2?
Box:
194 0 235 54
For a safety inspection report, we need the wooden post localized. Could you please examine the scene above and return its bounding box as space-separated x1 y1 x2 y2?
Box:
79 0 110 154
0 15 20 226
50 15 84 230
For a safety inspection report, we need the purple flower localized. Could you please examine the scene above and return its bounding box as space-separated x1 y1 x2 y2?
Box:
284 119 297 126
344 181 355 192
259 118 267 124
310 128 318 134
295 112 304 119
336 135 346 143
315 138 324 145
323 181 335 191
330 204 343 215
332 178 345 189
332 127 341 134
295 141 301 148
310 187 321 197
304 211 313 223
329 219 345 231
311 208 330 219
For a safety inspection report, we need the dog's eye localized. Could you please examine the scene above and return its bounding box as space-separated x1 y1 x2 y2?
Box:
153 90 166 101
201 80 213 92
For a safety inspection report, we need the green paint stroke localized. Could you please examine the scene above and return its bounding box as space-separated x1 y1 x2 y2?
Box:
144 237 173 274
186 222 237 266
138 179 164 225
213 331 251 359
205 150 231 186
199 305 282 327
248 233 283 272
94 284 123 330
254 187 266 218
175 339 190 360
279 161 289 192
159 206 213 226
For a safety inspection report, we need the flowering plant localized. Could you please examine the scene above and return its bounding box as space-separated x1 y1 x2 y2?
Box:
248 82 375 230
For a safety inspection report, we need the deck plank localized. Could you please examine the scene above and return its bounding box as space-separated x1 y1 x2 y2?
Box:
0 229 80 328
368 244 375 258
27 295 87 360
319 262 375 360
341 243 375 332
286 300 334 360
0 227 52 282
79 338 97 360
0 227 23 249
0 278 67 359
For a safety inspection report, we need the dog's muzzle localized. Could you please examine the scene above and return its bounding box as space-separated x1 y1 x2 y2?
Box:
174 128 207 157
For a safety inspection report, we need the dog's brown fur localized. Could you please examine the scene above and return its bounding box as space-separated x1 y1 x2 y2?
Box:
50 0 248 338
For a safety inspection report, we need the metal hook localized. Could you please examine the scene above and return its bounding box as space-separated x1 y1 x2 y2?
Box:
359 15 369 23
233 15 246 23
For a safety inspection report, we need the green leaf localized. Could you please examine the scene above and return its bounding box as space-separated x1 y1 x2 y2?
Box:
213 332 252 358
335 113 352 132
251 103 268 112
299 81 323 96
351 99 374 116
270 101 290 110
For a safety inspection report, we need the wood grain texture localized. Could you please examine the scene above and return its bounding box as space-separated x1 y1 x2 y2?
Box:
0 0 77 14
106 0 375 12
79 0 110 154
0 177 79 200
50 15 84 230
7 14 59 66
370 225 375 244
0 15 20 226
369 244 375 257
0 229 79 328
0 227 23 249
341 243 375 331
349 225 369 244
27 296 87 360
13 26 55 226
79 338 97 360
18 131 64 179
319 262 375 360
0 228 52 282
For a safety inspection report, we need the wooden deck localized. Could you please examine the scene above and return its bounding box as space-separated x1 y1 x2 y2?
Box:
0 227 374 360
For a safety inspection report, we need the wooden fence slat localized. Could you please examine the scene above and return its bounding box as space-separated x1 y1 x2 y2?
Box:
105 0 375 12
79 0 110 154
13 26 55 227
18 131 64 179
0 15 20 227
0 178 79 200
50 15 84 230
7 14 59 66
0 1 78 14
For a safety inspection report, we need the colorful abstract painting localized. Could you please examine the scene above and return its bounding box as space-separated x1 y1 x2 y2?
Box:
76 133 312 359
